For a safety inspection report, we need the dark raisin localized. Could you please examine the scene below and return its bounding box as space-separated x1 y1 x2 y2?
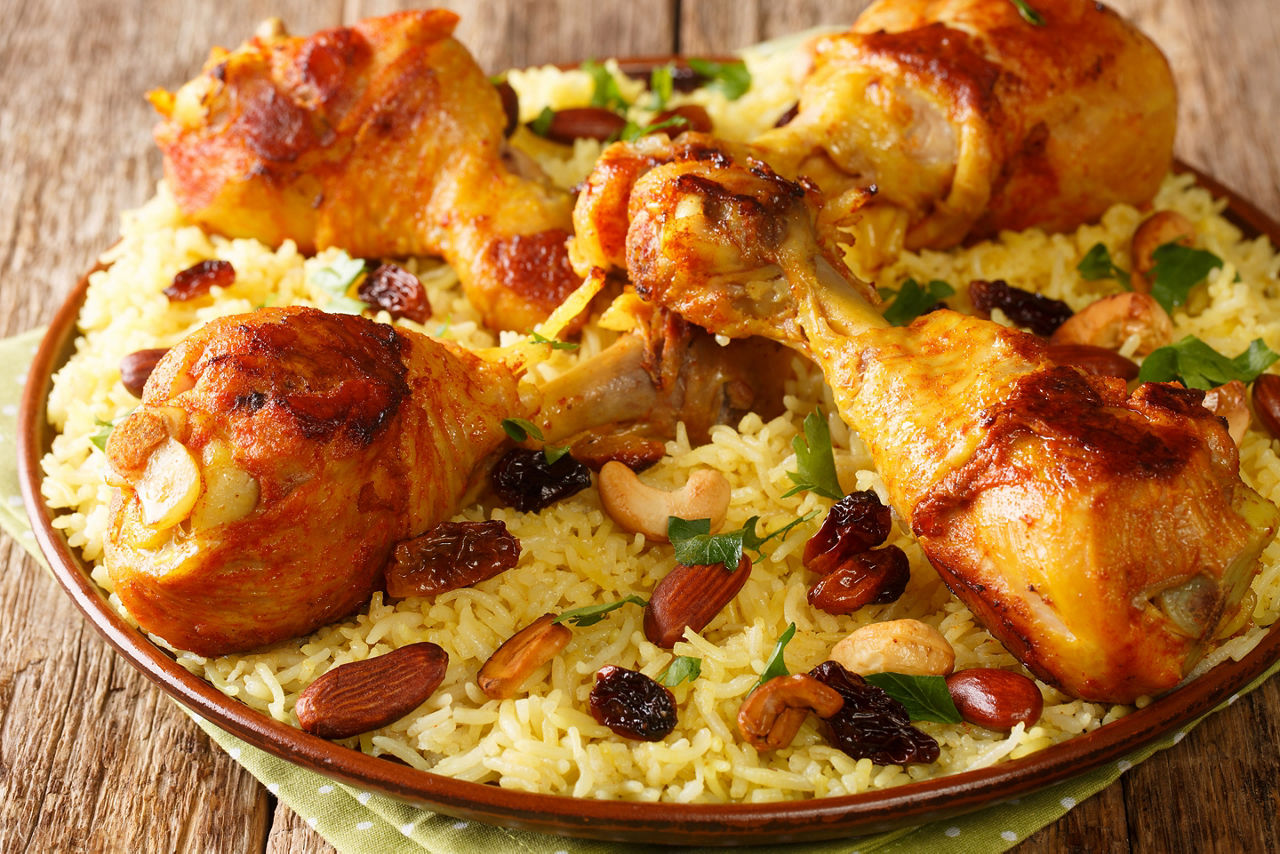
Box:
385 520 521 598
774 102 799 128
495 80 519 137
589 665 678 741
808 545 910 615
809 660 939 765
803 491 892 576
164 259 235 301
357 263 430 323
490 448 591 512
968 279 1073 337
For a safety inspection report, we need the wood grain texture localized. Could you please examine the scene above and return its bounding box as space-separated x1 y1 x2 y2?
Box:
0 1 1276 852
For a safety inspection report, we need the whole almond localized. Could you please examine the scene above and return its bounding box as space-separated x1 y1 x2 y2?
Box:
120 348 170 397
644 555 751 648
543 107 627 144
296 642 448 739
1046 342 1139 380
945 668 1043 730
477 613 572 699
1252 374 1280 438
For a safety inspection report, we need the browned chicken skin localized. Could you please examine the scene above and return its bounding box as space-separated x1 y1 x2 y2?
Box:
754 0 1177 253
574 135 1278 702
102 298 786 656
149 10 579 331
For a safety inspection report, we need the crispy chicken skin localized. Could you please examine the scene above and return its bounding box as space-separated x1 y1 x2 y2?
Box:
754 0 1176 253
575 136 1278 702
101 297 787 655
104 307 523 655
148 10 578 331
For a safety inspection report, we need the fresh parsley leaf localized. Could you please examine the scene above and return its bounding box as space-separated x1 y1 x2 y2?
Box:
864 673 963 724
740 511 820 557
657 656 702 687
89 418 115 452
753 623 797 691
309 252 368 314
1149 243 1224 313
530 106 555 136
687 58 751 100
501 417 545 443
583 60 629 111
529 331 579 350
1137 336 1279 390
649 64 675 110
783 409 844 500
881 278 955 326
668 516 744 570
552 595 647 627
617 114 689 143
1009 0 1046 25
1076 243 1131 286
543 444 571 465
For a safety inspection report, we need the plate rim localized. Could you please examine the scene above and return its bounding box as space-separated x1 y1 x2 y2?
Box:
16 159 1280 845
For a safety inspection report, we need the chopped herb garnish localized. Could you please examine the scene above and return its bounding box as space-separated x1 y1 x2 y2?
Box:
435 316 453 338
543 444 571 465
1009 0 1046 25
657 656 702 687
1076 243 1131 287
753 622 797 691
1137 336 1279 390
89 418 115 452
308 252 368 314
880 278 955 326
583 60 629 112
529 330 579 350
530 106 556 136
1149 243 1224 313
617 114 689 143
668 516 741 569
687 58 751 100
668 511 819 570
501 417 545 443
553 594 648 627
783 409 844 500
864 673 963 724
649 64 675 110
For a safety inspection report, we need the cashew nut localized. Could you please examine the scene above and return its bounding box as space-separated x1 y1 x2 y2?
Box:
830 618 955 676
1202 380 1250 445
1050 292 1172 356
597 461 731 542
737 673 844 751
1132 210 1195 283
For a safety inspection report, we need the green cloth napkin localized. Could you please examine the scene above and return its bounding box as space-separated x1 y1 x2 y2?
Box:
4 327 1276 854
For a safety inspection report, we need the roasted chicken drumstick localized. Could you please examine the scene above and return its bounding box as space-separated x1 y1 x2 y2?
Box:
574 135 1278 703
148 10 578 331
754 0 1176 255
103 296 782 656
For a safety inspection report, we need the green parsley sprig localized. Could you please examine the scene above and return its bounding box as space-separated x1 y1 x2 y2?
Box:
1076 243 1131 287
879 278 955 326
500 417 570 464
1137 336 1279 390
1009 0 1046 25
583 60 630 112
783 409 844 500
1149 243 1224 313
552 595 648 627
657 656 702 687
864 673 962 724
687 58 751 100
666 512 817 571
308 251 368 314
752 623 797 691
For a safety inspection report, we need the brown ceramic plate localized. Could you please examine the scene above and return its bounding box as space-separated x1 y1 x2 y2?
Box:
16 158 1280 845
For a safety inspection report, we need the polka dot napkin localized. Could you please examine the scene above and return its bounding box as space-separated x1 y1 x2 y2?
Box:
4 327 1276 854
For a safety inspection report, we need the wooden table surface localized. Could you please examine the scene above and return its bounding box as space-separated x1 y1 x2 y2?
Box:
2 1 1278 851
